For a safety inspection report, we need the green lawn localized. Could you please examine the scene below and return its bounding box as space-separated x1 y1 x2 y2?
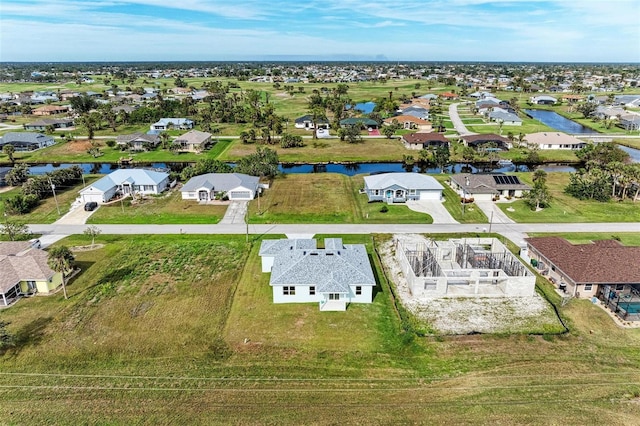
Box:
434 175 488 223
222 137 410 162
1 233 640 423
0 176 100 223
87 189 228 224
499 172 640 222
248 173 432 224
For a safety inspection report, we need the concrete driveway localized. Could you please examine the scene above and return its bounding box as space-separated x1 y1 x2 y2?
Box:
474 201 516 224
406 200 459 224
54 203 98 225
220 201 248 224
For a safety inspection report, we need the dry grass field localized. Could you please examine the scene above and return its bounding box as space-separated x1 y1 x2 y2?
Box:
0 233 640 424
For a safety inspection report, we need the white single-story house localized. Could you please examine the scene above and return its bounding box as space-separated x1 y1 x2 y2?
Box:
363 172 444 203
79 169 170 204
260 238 376 311
488 111 522 126
150 118 194 131
529 95 557 105
294 114 329 130
0 132 55 151
525 132 587 150
0 242 63 307
449 173 530 201
181 173 259 201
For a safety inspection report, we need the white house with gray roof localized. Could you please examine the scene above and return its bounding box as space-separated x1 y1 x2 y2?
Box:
79 169 170 204
181 173 259 201
260 238 376 311
0 132 55 151
363 172 443 203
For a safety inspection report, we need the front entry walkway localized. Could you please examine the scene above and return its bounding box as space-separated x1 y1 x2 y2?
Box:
220 201 248 224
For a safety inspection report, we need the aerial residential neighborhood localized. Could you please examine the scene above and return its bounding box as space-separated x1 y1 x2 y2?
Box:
1 0 640 423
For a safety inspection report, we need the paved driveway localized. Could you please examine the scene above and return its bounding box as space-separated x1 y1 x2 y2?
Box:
406 200 459 224
220 201 248 224
54 203 98 225
474 201 516 224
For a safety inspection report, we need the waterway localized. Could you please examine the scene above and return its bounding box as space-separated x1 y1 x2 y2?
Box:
26 161 530 177
524 109 600 134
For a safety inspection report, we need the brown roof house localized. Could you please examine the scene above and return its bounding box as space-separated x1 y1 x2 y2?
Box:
0 242 63 307
173 130 212 153
32 105 69 116
401 132 449 150
449 173 530 201
525 237 640 321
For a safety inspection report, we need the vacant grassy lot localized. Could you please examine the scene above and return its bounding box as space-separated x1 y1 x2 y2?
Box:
222 137 410 162
88 188 228 224
500 172 640 222
0 233 640 423
527 232 640 245
248 173 431 224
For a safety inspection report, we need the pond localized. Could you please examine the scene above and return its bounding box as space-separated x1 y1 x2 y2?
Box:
25 161 531 177
524 109 600 135
347 102 376 114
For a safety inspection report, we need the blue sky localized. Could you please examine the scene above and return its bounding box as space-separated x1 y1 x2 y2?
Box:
1 0 639 62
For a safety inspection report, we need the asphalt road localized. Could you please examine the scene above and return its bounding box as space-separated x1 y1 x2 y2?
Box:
28 222 640 239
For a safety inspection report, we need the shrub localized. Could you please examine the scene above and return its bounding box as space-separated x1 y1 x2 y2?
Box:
379 205 389 213
105 140 116 148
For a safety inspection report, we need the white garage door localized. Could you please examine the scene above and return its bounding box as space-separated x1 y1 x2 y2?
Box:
81 193 105 203
229 191 251 200
419 190 441 200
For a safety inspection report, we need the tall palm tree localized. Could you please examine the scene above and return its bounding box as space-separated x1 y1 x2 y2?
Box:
47 246 75 300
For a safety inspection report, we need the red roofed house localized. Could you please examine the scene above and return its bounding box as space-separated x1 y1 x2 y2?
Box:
526 237 640 321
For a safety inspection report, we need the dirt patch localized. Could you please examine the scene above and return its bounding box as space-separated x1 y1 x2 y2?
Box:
378 234 560 335
71 244 105 252
60 139 94 154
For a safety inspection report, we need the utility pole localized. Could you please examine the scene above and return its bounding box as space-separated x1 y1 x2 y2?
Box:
48 177 61 215
489 211 494 235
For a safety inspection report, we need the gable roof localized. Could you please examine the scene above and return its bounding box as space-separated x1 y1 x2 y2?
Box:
81 169 169 193
295 115 329 124
460 134 510 144
385 115 431 125
259 239 317 256
268 239 375 290
116 133 160 144
363 172 444 191
339 118 378 126
181 173 259 193
526 237 640 284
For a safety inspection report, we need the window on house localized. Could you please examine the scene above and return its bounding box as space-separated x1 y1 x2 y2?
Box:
584 284 592 291
373 189 380 195
409 189 416 195
355 286 362 295
615 284 624 291
309 286 315 295
283 286 295 295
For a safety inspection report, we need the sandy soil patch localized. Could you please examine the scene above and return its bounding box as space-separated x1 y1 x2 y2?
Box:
378 234 560 335
59 139 95 154
71 244 105 252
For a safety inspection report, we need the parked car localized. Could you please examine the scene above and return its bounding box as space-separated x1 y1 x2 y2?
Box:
84 201 98 211
29 238 41 249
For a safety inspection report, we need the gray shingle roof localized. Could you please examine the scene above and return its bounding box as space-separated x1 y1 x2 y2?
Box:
266 239 375 290
363 172 444 191
83 169 169 193
181 173 259 193
0 132 54 145
450 173 530 193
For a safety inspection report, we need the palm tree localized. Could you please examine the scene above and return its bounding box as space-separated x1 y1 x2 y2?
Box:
2 144 15 163
47 246 75 300
159 132 171 150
